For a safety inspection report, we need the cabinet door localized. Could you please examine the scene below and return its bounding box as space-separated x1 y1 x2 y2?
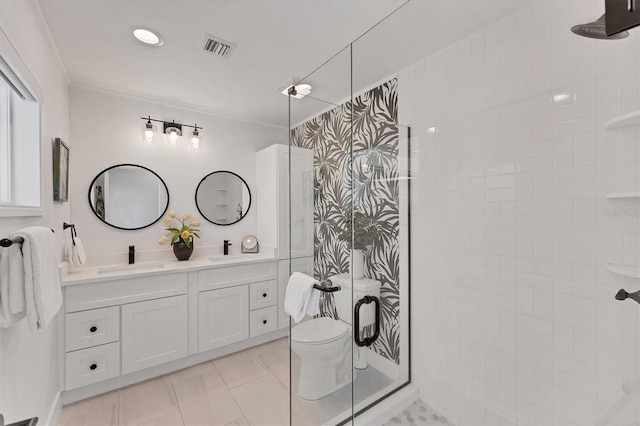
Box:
278 257 314 330
280 146 314 259
199 286 249 352
121 295 188 375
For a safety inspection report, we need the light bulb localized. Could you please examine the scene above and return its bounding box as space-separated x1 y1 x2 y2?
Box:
144 128 154 142
190 128 200 147
168 130 178 145
142 118 156 143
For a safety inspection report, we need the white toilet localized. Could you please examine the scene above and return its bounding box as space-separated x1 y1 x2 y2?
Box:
291 273 381 400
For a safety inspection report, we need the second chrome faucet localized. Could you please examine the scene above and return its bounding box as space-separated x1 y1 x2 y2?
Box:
223 240 232 255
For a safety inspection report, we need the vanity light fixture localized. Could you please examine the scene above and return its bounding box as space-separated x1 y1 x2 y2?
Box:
140 117 203 148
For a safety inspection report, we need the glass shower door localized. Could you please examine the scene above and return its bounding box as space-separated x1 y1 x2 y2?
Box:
288 45 356 426
287 28 413 424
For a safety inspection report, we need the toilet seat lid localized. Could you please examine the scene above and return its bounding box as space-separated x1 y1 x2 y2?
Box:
292 317 349 344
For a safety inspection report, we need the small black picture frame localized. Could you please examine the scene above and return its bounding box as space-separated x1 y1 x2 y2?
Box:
53 138 69 202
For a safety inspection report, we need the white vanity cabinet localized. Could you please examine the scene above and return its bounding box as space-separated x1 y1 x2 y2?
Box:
256 144 314 260
121 295 188 374
61 259 285 401
199 286 249 351
63 272 189 390
197 260 278 351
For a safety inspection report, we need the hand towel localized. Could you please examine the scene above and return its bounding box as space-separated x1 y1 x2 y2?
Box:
0 245 26 327
71 237 86 266
284 272 321 323
63 228 73 264
63 225 86 267
16 226 62 332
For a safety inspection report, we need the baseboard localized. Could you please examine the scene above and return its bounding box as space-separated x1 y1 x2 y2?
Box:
365 348 399 380
45 390 62 426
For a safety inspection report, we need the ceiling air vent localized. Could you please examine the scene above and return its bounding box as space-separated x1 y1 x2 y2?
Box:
202 34 236 59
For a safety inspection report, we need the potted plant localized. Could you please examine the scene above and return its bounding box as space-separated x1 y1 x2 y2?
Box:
337 209 379 279
158 210 201 261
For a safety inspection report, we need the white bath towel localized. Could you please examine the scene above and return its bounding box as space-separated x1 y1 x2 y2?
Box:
16 226 62 332
0 245 26 327
284 272 321 323
7 242 25 314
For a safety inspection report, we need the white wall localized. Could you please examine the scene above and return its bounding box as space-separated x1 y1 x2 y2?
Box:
69 87 287 263
0 0 69 423
401 1 640 425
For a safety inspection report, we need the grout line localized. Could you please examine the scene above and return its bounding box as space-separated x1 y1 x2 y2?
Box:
114 391 120 426
227 380 252 425
168 378 186 426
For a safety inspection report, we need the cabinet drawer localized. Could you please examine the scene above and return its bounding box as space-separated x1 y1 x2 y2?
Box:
198 262 277 291
249 306 278 338
66 306 119 352
65 273 188 312
65 342 120 390
249 280 277 310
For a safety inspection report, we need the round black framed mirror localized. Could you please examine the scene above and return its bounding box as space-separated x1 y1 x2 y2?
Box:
195 171 251 226
88 164 169 230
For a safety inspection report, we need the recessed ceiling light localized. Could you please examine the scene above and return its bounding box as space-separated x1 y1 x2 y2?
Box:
133 27 164 46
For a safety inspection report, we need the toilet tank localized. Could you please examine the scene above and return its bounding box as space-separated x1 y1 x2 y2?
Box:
330 273 381 327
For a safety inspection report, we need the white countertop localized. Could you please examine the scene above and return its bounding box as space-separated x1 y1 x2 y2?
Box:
61 253 279 286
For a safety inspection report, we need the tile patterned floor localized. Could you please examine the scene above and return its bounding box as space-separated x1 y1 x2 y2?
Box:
59 338 290 426
384 400 453 426
58 337 393 426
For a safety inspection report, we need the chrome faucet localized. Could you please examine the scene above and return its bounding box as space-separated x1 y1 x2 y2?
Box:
224 240 232 256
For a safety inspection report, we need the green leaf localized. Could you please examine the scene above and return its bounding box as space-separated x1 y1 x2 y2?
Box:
193 232 200 238
184 238 191 248
170 234 178 245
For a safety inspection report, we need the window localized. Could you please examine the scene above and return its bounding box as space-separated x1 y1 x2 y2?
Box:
0 50 41 216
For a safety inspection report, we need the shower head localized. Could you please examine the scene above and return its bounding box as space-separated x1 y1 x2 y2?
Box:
571 14 629 39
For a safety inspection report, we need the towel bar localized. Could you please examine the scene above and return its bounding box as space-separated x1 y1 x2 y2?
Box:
0 229 54 247
313 280 341 293
0 236 25 247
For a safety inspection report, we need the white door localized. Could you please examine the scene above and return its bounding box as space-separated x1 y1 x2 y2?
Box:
121 295 188 375
198 285 249 352
278 257 314 330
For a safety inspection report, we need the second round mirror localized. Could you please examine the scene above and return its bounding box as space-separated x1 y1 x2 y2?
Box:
195 171 251 226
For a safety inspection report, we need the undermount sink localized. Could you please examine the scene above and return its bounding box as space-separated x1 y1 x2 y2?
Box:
97 263 166 275
208 254 258 262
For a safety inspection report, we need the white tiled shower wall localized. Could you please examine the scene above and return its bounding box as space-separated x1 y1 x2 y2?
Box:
399 1 640 425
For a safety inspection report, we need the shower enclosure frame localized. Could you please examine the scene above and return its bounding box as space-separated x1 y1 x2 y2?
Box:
287 40 414 424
